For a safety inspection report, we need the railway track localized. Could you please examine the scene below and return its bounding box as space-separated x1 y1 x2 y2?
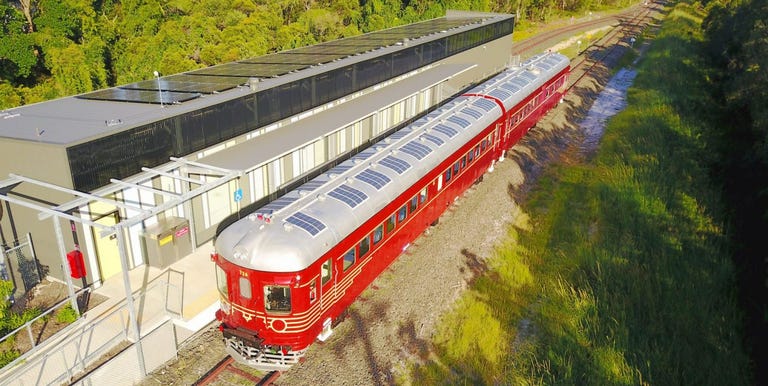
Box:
561 2 657 91
193 355 281 386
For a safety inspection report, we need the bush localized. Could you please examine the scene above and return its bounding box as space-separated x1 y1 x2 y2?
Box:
55 305 79 324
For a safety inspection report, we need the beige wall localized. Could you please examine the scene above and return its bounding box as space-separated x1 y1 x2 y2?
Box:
0 139 81 281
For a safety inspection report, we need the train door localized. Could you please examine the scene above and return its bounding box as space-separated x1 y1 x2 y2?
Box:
319 258 335 309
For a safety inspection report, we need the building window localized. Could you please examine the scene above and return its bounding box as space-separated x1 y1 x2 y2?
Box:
264 285 291 313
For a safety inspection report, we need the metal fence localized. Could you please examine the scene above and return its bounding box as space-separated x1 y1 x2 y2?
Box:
1 233 41 303
0 273 184 386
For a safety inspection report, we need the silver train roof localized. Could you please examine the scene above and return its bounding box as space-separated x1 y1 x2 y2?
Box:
215 52 569 272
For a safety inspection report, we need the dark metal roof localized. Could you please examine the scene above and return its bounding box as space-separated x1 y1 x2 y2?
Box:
0 11 511 146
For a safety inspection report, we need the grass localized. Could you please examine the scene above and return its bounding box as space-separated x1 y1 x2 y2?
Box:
407 1 751 385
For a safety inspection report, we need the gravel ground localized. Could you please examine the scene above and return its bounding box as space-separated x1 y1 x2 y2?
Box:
140 7 662 384
277 47 637 386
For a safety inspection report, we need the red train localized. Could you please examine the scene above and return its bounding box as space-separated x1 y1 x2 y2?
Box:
211 52 570 370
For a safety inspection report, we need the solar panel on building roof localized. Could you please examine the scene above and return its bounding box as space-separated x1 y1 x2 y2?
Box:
379 155 410 174
433 123 458 138
400 141 433 160
447 115 471 129
286 212 326 236
286 45 375 56
328 184 367 208
188 62 308 78
121 79 236 94
355 169 391 190
77 88 201 104
240 52 339 65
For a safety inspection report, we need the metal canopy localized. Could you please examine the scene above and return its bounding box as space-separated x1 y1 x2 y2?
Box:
0 156 242 379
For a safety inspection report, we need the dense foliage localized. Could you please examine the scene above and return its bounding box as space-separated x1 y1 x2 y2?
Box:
0 0 633 109
702 0 768 382
410 1 753 384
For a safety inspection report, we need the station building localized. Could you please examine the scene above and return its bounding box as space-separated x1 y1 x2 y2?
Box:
0 10 515 292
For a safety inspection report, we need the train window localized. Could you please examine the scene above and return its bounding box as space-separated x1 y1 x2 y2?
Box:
215 266 228 297
397 205 407 222
481 140 487 152
453 162 460 175
322 258 332 285
461 156 466 169
420 188 428 204
239 277 252 299
474 146 480 158
359 237 370 257
310 281 316 303
468 149 474 162
343 248 355 271
386 214 396 233
264 286 291 313
445 168 451 182
373 225 383 244
410 196 418 213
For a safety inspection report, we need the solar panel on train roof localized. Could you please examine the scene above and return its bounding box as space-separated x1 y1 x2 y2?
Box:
432 123 459 138
285 212 326 236
459 107 484 120
422 133 445 146
500 83 521 94
259 196 298 214
400 141 432 160
379 155 411 174
473 98 498 112
328 184 368 208
488 89 512 102
355 169 391 190
446 115 471 129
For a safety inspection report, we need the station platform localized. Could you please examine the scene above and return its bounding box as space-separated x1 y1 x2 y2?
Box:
88 240 220 338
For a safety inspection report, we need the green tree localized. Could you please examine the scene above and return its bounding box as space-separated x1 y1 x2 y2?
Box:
0 1 38 82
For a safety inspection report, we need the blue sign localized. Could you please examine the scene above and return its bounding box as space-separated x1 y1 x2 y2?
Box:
233 188 243 202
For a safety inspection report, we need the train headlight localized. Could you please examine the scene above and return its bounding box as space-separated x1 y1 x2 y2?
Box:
233 245 249 261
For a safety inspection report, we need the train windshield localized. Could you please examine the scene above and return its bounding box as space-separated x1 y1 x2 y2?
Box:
215 265 228 297
264 285 291 313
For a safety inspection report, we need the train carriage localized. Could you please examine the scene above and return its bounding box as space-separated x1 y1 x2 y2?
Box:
212 52 570 370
